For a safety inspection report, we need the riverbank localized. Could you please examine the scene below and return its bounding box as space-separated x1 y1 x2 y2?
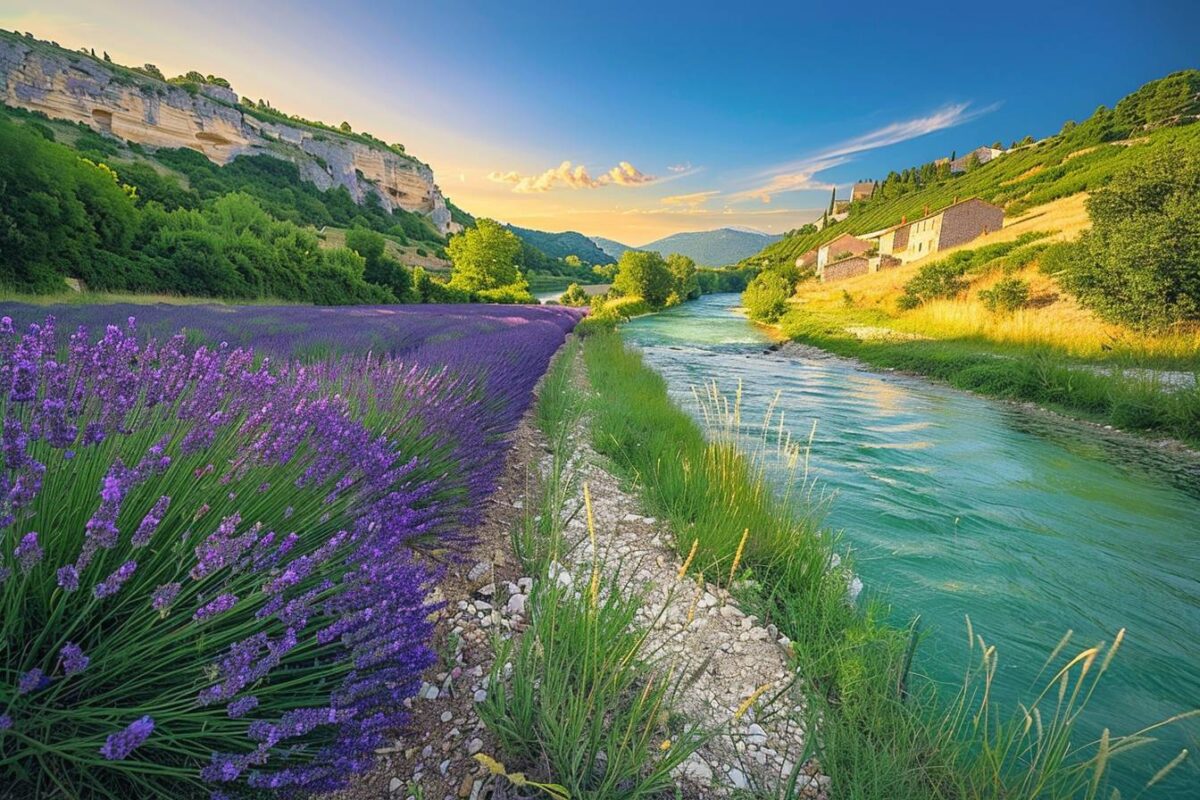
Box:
604 297 1200 796
772 311 1200 447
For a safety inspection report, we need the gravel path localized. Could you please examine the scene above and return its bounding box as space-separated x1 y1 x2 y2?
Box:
333 346 829 799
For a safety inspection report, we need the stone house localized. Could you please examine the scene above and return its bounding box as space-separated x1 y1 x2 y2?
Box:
864 198 1004 263
816 233 873 271
851 181 876 201
949 146 1004 174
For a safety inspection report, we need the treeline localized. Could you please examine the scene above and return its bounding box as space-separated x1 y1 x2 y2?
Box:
564 247 756 327
0 112 563 305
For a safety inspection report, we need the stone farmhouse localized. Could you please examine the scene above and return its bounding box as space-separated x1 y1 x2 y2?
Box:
800 197 1005 283
851 181 877 201
949 145 1004 173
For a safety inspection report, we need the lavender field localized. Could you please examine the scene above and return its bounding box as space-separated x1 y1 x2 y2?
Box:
0 302 582 797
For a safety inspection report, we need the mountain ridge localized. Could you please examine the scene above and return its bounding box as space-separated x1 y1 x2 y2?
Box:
590 227 783 267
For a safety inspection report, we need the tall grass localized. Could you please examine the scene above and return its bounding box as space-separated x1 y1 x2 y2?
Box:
778 315 1200 445
580 332 1195 799
478 342 710 798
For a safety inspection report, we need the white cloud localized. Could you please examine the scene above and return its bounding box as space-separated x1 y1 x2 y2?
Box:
735 102 996 202
667 162 692 173
487 160 656 193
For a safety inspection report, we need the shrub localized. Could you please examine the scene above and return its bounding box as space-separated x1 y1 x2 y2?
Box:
560 283 589 307
741 270 793 322
979 277 1031 313
1057 144 1200 330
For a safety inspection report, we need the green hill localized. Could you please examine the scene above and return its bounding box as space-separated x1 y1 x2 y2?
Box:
590 235 635 260
744 70 1200 270
506 225 616 264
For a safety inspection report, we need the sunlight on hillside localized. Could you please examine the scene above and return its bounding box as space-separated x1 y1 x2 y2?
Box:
791 193 1200 361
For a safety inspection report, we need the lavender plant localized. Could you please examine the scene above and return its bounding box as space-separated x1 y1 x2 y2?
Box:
0 306 579 798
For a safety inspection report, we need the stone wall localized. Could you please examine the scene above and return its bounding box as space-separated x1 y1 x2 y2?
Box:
0 35 452 232
822 255 870 282
937 198 1005 251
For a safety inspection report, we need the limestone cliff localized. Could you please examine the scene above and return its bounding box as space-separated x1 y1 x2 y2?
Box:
0 34 454 232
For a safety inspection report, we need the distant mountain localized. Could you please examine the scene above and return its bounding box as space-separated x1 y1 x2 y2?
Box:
590 236 635 260
506 225 615 264
638 228 784 267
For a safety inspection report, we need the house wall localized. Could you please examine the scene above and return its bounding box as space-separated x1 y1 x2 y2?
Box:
937 199 1005 251
818 234 872 268
903 213 943 260
821 256 870 282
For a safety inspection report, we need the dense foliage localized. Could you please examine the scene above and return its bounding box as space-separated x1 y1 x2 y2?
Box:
1055 145 1200 330
0 303 581 797
446 219 535 302
504 224 615 266
611 251 676 308
742 270 794 322
897 234 1048 309
979 276 1031 313
0 116 409 303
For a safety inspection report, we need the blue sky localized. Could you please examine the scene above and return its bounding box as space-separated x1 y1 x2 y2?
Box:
3 0 1196 243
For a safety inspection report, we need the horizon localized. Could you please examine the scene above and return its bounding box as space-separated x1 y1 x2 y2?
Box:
1 0 1196 242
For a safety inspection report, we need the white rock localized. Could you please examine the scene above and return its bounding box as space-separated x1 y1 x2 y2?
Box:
473 689 487 702
505 593 527 616
676 753 714 785
746 723 767 746
548 561 574 589
467 561 490 582
389 777 402 793
467 737 483 755
727 766 748 790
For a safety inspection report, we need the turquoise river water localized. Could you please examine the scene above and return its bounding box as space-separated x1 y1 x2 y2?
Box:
620 294 1200 795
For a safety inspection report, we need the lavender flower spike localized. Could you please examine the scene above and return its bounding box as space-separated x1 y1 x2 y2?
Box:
100 715 155 760
60 642 90 676
14 532 43 573
94 560 137 599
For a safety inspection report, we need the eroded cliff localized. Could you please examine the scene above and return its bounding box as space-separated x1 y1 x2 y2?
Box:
0 33 454 232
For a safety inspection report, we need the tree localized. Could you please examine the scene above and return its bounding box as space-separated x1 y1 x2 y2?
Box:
828 187 836 214
561 283 589 306
346 227 413 301
447 218 523 292
612 250 674 308
666 253 700 300
1058 145 1200 330
103 51 111 62
742 270 793 322
564 254 583 268
139 64 165 80
339 121 352 133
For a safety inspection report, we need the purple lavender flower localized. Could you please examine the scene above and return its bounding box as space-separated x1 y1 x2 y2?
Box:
18 668 48 695
56 565 79 592
94 560 137 599
99 715 154 760
14 532 43 573
152 582 182 615
132 496 171 548
0 713 11 730
194 594 238 621
60 642 89 676
227 695 259 719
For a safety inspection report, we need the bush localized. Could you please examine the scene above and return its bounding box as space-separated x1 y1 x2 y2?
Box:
979 276 1031 313
612 251 675 308
1057 144 1200 330
741 270 793 322
560 283 589 307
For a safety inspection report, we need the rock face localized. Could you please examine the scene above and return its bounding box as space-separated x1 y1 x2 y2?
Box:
0 35 453 232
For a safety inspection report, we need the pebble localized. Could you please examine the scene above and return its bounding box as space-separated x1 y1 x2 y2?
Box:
466 561 490 583
466 737 483 755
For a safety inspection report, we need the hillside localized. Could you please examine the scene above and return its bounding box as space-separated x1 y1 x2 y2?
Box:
591 235 635 260
0 29 456 233
591 227 782 267
744 70 1200 270
506 224 615 264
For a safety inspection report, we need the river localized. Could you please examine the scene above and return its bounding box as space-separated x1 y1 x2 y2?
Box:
620 293 1200 794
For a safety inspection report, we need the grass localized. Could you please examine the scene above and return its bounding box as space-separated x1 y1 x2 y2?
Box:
578 331 1196 799
478 340 710 798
